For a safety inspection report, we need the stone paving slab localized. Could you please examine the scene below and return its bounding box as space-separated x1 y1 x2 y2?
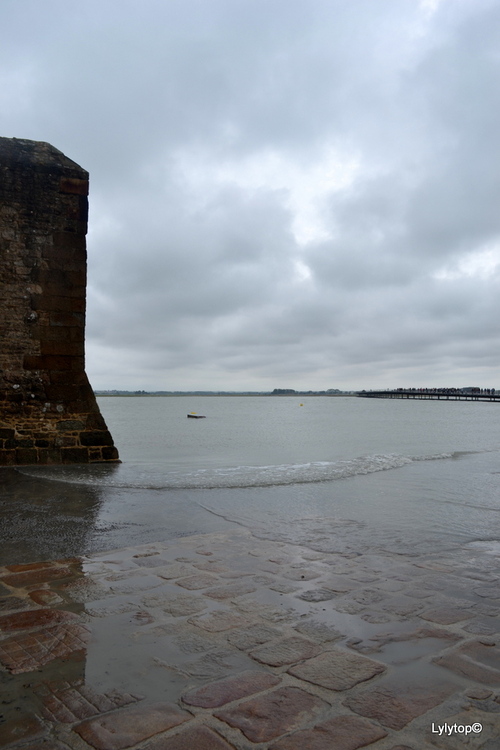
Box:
343 679 458 730
204 581 257 600
188 609 250 632
143 725 237 749
74 701 192 749
287 648 386 691
227 623 281 650
297 587 337 602
182 670 281 707
269 714 388 750
249 636 322 667
175 574 218 590
214 686 329 742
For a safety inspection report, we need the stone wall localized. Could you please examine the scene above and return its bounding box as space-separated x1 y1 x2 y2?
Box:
0 137 119 464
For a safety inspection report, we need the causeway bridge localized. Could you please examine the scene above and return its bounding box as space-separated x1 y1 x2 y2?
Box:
357 389 499 402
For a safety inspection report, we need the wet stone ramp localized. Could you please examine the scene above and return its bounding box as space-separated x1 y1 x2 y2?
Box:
0 526 499 749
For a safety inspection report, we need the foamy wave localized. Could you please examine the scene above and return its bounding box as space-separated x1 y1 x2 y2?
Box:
18 451 455 490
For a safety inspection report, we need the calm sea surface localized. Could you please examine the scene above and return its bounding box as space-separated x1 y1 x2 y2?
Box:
2 395 500 563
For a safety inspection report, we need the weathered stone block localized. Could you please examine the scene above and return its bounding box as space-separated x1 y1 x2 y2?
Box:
61 447 89 463
102 445 120 461
15 447 38 464
56 419 85 431
59 177 89 195
50 311 85 327
80 430 114 446
0 449 16 464
288 649 386 691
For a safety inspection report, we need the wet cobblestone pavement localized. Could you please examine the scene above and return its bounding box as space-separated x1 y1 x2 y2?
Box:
1 526 499 749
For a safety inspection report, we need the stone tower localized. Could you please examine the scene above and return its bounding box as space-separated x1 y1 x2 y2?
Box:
0 137 119 464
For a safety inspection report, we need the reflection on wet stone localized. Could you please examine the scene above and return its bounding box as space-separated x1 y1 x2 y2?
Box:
0 621 91 673
34 679 142 722
0 607 79 632
0 714 47 748
0 468 110 566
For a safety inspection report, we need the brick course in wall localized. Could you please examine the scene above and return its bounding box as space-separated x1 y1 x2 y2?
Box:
0 137 119 465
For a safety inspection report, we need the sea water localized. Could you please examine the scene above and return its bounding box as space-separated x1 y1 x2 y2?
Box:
2 395 500 563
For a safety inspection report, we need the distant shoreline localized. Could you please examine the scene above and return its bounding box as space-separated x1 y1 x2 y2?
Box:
94 391 353 397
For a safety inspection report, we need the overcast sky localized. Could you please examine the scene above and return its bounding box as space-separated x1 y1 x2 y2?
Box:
2 0 500 391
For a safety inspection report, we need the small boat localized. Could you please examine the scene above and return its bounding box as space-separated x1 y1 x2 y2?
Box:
187 414 206 419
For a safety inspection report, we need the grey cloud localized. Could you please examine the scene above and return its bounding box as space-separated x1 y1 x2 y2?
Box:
2 0 500 389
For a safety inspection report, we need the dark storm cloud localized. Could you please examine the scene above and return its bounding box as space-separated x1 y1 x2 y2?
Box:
1 0 500 389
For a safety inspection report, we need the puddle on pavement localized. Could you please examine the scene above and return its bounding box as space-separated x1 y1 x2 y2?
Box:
376 637 456 665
